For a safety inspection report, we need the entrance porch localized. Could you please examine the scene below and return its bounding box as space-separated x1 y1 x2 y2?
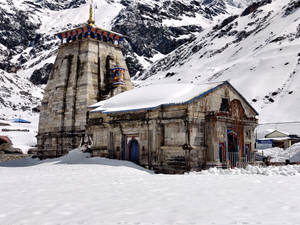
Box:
205 99 257 168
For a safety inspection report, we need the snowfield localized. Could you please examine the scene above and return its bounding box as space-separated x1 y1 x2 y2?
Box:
1 150 300 225
199 164 300 176
0 116 39 154
257 143 300 163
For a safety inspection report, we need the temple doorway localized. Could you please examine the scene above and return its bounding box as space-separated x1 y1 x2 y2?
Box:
123 136 140 164
227 130 239 167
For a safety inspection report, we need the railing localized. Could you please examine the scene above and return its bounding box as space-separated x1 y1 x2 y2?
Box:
227 152 255 168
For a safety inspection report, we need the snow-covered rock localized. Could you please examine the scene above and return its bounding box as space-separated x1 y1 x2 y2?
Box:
0 117 38 154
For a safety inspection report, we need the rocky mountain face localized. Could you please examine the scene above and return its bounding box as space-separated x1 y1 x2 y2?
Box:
138 0 300 123
1 0 299 123
0 0 252 119
112 0 253 75
4 0 299 124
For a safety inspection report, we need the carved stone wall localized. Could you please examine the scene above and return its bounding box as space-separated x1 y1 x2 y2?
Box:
88 83 258 173
37 38 132 157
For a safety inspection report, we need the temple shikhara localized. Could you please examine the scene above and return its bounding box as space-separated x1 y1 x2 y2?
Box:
37 2 133 158
38 2 258 173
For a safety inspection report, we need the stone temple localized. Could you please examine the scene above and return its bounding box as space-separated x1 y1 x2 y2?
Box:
87 81 258 173
37 3 133 157
38 4 258 173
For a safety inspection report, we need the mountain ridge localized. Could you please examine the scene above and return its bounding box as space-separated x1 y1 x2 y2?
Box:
0 0 250 119
1 0 299 124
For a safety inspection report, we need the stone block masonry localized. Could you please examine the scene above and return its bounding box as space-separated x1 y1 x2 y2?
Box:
37 37 132 158
0 154 29 162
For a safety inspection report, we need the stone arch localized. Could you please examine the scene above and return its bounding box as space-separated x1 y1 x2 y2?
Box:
229 99 246 121
228 99 246 162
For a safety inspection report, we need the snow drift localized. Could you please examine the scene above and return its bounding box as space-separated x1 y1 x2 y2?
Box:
1 149 300 225
196 164 300 176
257 142 300 163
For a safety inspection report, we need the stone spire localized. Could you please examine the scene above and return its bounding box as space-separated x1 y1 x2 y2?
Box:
38 0 132 159
87 0 95 25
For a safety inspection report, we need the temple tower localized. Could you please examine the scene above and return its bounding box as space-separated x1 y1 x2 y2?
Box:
37 3 133 157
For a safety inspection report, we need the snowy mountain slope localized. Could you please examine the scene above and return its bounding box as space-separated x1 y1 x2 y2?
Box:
0 70 43 119
137 0 300 123
0 0 127 119
112 0 253 75
0 0 251 76
0 0 251 119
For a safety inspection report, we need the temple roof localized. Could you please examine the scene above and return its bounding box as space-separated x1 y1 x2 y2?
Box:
56 1 125 44
90 82 225 113
56 23 125 38
89 81 259 114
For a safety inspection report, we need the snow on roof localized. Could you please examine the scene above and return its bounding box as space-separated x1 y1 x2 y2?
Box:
90 81 225 113
259 137 292 141
265 130 290 138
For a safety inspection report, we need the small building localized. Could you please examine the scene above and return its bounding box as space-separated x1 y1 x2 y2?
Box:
258 130 300 149
87 81 258 173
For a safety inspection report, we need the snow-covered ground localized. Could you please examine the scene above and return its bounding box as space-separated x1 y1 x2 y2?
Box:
1 150 300 225
0 115 39 153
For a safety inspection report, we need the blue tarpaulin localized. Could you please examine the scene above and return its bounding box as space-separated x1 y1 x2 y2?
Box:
13 118 31 124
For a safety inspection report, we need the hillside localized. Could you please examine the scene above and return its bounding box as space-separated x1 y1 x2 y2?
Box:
0 0 299 123
0 0 249 119
137 0 300 123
